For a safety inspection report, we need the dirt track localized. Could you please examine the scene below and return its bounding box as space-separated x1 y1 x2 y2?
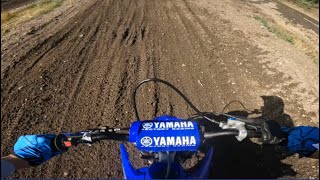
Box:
1 0 37 11
1 0 319 179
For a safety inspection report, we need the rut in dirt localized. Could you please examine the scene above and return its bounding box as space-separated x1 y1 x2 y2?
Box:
1 0 303 178
1 0 194 178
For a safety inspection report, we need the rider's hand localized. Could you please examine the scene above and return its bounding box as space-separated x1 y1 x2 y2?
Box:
13 134 64 166
281 126 319 158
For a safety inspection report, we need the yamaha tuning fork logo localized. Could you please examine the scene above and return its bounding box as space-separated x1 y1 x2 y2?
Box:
140 136 153 146
142 122 153 129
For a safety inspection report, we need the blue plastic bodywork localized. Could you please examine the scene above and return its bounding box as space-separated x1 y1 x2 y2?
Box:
120 115 214 179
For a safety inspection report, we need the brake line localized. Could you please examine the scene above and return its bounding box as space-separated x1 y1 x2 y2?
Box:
132 78 202 121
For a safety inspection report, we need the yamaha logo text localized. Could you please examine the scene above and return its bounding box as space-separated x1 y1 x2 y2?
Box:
142 121 194 130
140 136 196 147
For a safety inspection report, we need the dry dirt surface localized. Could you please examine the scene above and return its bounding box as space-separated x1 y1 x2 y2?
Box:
1 0 319 179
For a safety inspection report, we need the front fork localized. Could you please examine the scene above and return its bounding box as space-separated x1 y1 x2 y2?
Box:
119 144 214 179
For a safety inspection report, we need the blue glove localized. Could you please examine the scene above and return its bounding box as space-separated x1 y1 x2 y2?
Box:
14 134 63 166
281 126 319 157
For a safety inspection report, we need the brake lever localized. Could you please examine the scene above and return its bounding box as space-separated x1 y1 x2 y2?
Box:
260 120 286 145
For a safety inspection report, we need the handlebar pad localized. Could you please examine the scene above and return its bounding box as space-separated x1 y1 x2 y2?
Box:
129 119 201 152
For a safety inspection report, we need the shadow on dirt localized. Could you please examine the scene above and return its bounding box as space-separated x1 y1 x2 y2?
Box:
199 96 297 178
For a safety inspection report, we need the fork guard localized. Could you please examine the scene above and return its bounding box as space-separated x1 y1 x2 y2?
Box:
120 144 214 179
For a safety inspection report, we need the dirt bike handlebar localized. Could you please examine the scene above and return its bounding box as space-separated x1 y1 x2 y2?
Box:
54 131 129 152
203 129 262 139
55 127 262 153
91 133 129 142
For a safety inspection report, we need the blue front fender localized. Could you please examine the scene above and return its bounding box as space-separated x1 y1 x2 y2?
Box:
120 144 214 179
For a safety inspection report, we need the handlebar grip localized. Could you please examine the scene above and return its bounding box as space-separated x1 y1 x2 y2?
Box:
237 118 264 126
247 130 262 138
203 130 262 139
54 132 129 151
204 130 239 139
54 134 70 152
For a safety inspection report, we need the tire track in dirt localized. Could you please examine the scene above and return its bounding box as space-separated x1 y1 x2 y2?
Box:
0 0 256 178
1 1 98 127
172 0 265 112
174 0 240 109
2 0 317 179
153 0 230 116
1 1 97 77
4 0 101 137
48 0 154 178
